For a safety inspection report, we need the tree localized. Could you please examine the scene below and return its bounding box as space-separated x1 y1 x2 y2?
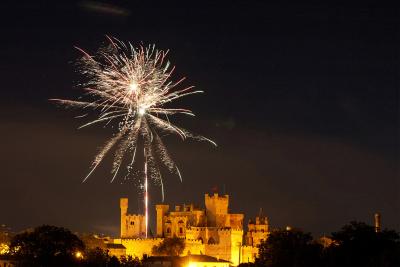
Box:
151 237 185 256
120 255 142 267
256 228 322 267
9 225 84 266
79 233 107 251
85 247 110 267
85 249 143 267
326 221 400 267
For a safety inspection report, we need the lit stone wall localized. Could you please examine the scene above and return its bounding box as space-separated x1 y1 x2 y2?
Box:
183 239 205 255
117 238 163 258
241 245 258 263
188 260 229 267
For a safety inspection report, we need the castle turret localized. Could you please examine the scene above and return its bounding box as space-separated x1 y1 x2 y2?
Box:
120 198 146 238
156 204 169 237
120 198 129 238
245 214 269 247
374 213 381 233
205 193 229 227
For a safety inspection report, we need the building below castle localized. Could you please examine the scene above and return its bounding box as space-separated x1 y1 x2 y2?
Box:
112 193 269 266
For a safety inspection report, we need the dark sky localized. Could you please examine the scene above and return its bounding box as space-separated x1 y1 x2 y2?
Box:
0 1 398 237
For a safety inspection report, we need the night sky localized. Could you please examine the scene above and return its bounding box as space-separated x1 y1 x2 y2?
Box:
1 1 398 237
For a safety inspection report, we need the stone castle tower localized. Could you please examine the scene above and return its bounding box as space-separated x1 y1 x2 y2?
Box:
120 198 146 238
115 193 269 266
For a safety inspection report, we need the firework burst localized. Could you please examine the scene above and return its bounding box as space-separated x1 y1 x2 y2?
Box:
51 36 216 203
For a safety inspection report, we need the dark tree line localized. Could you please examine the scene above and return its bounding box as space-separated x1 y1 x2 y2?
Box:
152 237 185 256
3 225 142 267
253 221 400 267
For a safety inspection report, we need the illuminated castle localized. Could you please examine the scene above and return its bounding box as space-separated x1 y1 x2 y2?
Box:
113 193 269 266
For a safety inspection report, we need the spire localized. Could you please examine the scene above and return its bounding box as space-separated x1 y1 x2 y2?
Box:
258 207 263 218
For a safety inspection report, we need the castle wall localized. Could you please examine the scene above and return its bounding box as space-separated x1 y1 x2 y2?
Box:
117 238 163 259
229 229 244 266
241 245 258 263
250 230 268 246
183 239 205 255
205 243 232 263
186 227 244 265
229 214 244 229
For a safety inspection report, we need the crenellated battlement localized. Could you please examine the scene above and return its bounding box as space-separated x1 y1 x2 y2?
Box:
126 214 145 218
121 237 164 241
185 238 204 244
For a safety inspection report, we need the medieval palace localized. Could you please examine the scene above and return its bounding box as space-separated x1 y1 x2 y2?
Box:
112 193 269 265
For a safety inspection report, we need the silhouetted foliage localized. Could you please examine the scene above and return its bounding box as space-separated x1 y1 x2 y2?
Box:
152 237 185 256
9 225 84 266
109 255 121 267
85 247 110 267
79 233 107 251
325 221 400 267
84 248 143 267
120 255 142 267
256 228 323 267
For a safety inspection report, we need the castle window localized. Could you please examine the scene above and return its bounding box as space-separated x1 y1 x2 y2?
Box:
179 227 183 234
208 237 216 244
130 221 134 225
166 227 171 234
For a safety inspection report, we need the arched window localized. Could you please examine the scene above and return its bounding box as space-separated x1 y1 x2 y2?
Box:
166 227 171 234
208 237 216 244
179 227 183 234
130 221 134 225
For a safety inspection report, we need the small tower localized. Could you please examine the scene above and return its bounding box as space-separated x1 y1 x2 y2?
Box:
205 193 229 227
374 213 381 233
120 198 129 237
120 198 146 238
245 209 269 247
156 204 169 237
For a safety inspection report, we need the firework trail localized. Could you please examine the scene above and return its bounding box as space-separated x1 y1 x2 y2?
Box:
51 37 216 236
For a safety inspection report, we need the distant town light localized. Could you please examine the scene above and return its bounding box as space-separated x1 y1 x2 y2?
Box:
0 243 10 255
75 251 83 259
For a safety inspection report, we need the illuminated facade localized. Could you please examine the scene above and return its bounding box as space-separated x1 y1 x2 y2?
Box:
114 193 269 266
